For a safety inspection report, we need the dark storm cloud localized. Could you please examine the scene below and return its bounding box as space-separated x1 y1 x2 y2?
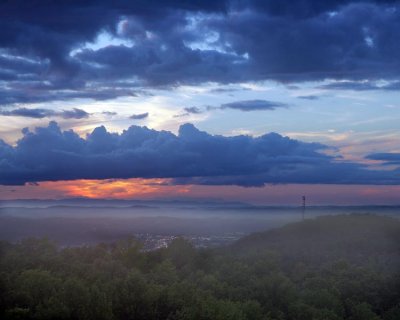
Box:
320 80 400 91
1 0 400 105
366 153 400 165
0 122 399 186
0 108 89 119
130 112 149 120
0 86 138 105
234 1 399 19
220 100 288 111
0 108 53 119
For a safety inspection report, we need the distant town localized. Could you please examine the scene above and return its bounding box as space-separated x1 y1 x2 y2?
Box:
135 233 246 251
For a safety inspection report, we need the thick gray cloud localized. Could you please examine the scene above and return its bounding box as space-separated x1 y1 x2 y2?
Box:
220 100 288 111
1 1 400 105
0 108 89 119
0 121 399 186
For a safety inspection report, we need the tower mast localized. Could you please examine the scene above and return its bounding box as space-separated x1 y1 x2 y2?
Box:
302 195 306 220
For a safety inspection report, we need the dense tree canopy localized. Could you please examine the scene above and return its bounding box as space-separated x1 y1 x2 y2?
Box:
0 214 399 319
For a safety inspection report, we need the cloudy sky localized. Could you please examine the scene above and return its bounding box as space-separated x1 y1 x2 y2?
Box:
1 0 400 204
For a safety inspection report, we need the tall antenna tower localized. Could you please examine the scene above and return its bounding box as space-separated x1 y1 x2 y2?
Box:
302 195 306 220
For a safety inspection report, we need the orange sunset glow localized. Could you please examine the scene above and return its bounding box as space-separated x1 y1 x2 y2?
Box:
38 178 191 199
2 180 400 205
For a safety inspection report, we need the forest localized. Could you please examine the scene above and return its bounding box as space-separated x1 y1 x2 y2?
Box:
0 214 399 320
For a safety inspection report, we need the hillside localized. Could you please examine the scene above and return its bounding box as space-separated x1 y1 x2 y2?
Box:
231 214 400 272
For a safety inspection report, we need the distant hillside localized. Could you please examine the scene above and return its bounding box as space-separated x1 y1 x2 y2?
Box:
232 214 400 272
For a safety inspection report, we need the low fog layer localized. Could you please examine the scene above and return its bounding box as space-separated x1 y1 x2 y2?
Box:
1 199 399 246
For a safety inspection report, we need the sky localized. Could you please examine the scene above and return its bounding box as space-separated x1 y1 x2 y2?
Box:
1 0 400 205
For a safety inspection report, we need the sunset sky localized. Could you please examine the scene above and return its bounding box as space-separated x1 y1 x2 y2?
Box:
1 0 400 205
